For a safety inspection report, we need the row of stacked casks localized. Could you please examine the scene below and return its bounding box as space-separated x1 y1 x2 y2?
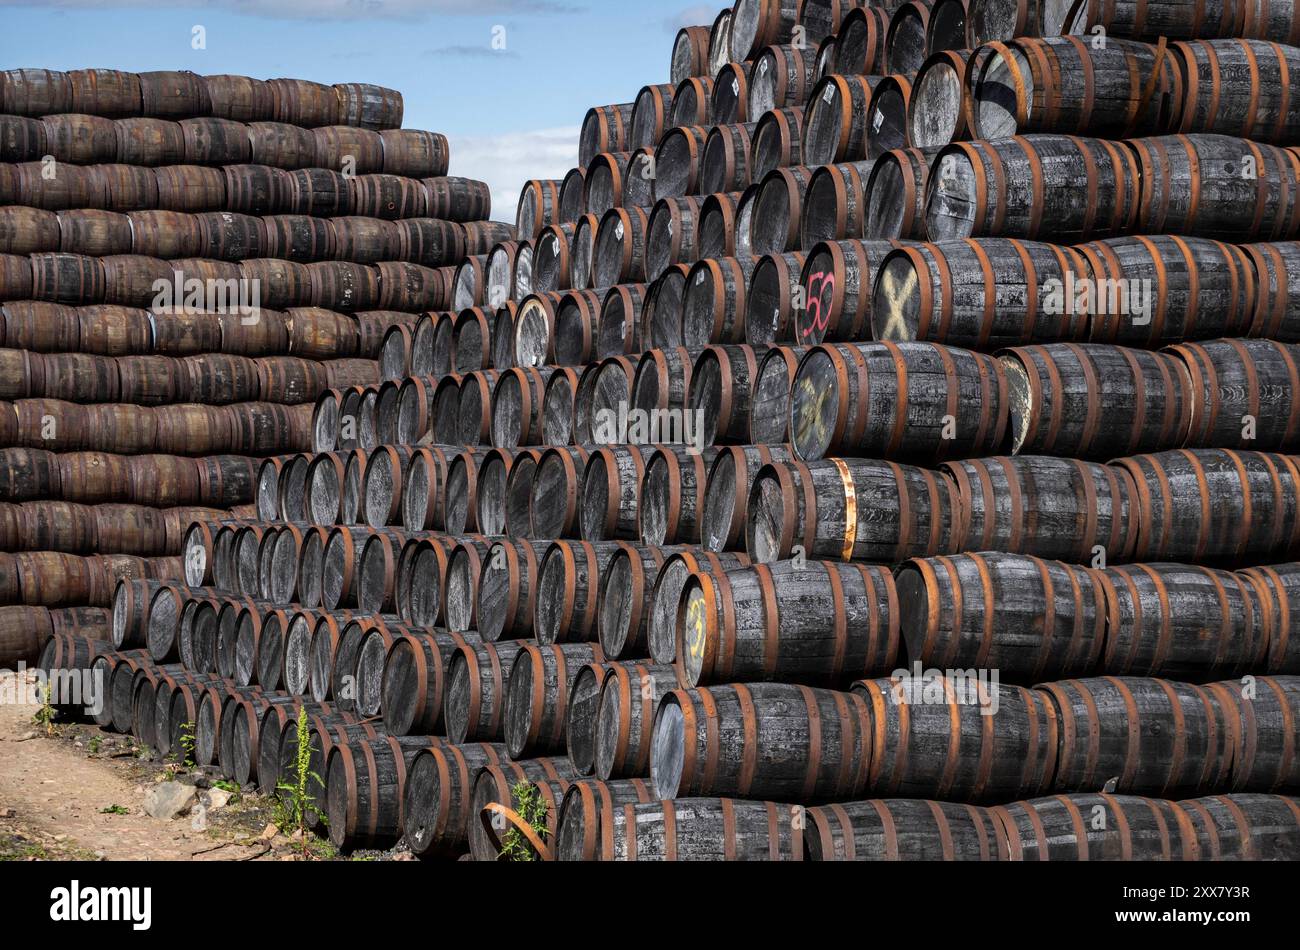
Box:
174 510 1300 680
0 69 405 128
0 166 491 225
37 570 1300 859
0 247 515 312
359 334 1300 460
0 199 500 264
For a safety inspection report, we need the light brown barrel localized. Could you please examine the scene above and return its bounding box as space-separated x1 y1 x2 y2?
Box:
1041 677 1232 796
746 457 963 564
1114 449 1300 562
1000 343 1195 459
0 207 57 255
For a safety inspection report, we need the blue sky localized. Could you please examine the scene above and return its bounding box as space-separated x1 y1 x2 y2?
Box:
1 0 720 220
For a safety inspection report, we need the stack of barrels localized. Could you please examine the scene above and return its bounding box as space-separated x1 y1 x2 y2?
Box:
2 68 500 668
32 4 1300 861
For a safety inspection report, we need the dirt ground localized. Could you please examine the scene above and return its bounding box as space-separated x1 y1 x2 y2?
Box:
0 669 369 862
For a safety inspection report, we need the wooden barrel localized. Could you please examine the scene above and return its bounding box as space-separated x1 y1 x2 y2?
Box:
16 162 107 212
789 341 1008 462
898 552 1106 680
927 134 1141 241
746 457 963 563
994 793 1198 860
872 239 1090 348
1 303 78 353
908 50 982 151
589 663 677 780
794 239 904 343
443 639 525 743
535 541 627 646
700 123 754 200
679 559 898 689
638 447 716 546
745 348 806 446
1240 563 1300 673
41 113 116 164
1241 242 1300 341
423 176 488 223
803 74 882 166
864 74 914 162
1130 134 1300 241
800 162 872 249
694 192 742 262
0 207 56 256
579 103 633 168
595 544 679 660
1000 343 1194 459
1067 0 1288 42
126 206 203 259
517 179 562 240
943 455 1139 563
1041 677 1232 796
1208 676 1300 792
1113 449 1300 562
972 37 1181 141
31 253 105 305
554 289 607 367
805 798 1008 860
581 447 650 542
1171 339 1300 450
401 742 508 858
751 164 814 256
700 445 793 553
467 763 575 861
1101 565 1269 678
887 0 935 73
854 675 1059 801
1 68 74 116
744 252 805 344
654 125 709 201
750 106 803 184
568 797 800 861
180 116 251 165
511 293 560 367
652 682 870 801
528 447 588 540
1176 794 1300 860
503 642 604 758
553 778 658 860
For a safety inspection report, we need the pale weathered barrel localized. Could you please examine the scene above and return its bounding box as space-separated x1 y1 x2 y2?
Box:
805 798 1009 861
994 793 1198 860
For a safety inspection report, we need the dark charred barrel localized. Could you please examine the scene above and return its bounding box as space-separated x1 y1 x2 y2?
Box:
670 78 714 129
593 207 649 289
806 799 1008 860
468 765 575 861
803 75 883 167
887 0 936 73
897 553 1106 681
744 252 806 344
381 630 473 737
801 161 874 248
993 793 1197 860
672 25 713 85
363 445 415 530
395 538 452 628
444 640 526 743
565 664 615 774
582 447 649 543
533 226 575 296
1240 563 1300 673
695 192 741 261
679 559 899 688
935 137 1135 239
445 448 495 535
749 43 816 115
552 288 606 367
731 0 801 60
746 457 963 564
586 152 633 218
655 125 710 200
652 682 871 802
909 50 983 151
642 198 702 284
872 239 1091 347
535 540 629 646
638 447 717 546
1116 450 1300 563
711 63 754 124
1 68 74 116
1000 343 1193 459
553 778 657 860
701 445 795 553
1170 40 1300 144
1170 339 1300 451
620 153 657 214
457 370 500 447
1083 236 1256 345
503 642 604 758
593 663 679 779
737 341 818 446
1208 676 1300 792
683 258 754 346
402 742 509 858
750 106 804 181
756 166 819 261
967 0 1071 44
1041 677 1232 796
1130 134 1300 241
580 103 633 168
973 37 1181 141
701 124 755 199
1066 0 1291 42
641 266 689 351
493 367 561 449
31 253 105 305
568 797 800 861
1100 566 1269 679
558 169 588 224
794 239 904 343
476 448 538 537
596 545 679 660
854 676 1059 802
1176 794 1300 860
399 444 453 534
688 345 760 446
864 74 914 161
475 539 548 643
943 456 1140 563
325 735 440 852
530 447 590 540
789 341 1009 462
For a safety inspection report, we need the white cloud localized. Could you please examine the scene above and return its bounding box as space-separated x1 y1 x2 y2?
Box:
662 4 717 32
0 0 584 19
448 126 578 226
